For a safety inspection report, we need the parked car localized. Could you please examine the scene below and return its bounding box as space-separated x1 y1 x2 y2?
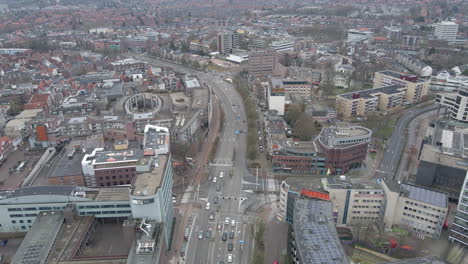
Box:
229 231 234 239
222 232 228 241
227 254 233 262
224 217 230 225
228 243 233 251
198 230 203 239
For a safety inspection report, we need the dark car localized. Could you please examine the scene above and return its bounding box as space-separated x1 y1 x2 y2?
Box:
205 231 211 238
222 232 227 241
229 231 234 239
228 243 233 251
214 196 219 204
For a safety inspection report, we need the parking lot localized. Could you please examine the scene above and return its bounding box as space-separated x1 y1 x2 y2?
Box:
0 148 40 189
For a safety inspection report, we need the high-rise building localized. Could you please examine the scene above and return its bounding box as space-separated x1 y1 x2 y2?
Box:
248 49 279 78
216 31 239 54
449 171 468 246
436 86 468 123
434 21 459 42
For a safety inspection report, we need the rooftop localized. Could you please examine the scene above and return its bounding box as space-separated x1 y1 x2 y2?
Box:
379 70 428 84
143 125 170 155
50 148 85 178
111 58 146 66
131 154 168 197
382 180 447 208
318 123 372 148
11 211 64 264
420 144 468 171
293 198 348 264
385 256 446 264
338 84 405 100
93 149 142 164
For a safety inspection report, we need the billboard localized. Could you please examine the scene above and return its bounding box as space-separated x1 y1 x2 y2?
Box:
300 189 330 201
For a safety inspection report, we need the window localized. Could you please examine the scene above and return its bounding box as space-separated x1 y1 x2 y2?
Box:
27 220 31 223
38 207 52 211
10 214 23 218
21 226 26 230
11 220 16 224
7 208 22 212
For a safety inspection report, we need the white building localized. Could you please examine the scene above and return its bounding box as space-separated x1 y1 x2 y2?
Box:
434 21 459 42
430 71 468 92
270 40 295 52
436 87 468 123
267 79 286 116
347 29 374 44
217 31 239 54
378 179 448 239
449 171 468 246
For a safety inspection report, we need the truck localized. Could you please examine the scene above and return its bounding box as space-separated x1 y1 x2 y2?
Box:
184 227 191 241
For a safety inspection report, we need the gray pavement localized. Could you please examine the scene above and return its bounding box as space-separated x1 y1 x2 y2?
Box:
374 104 440 180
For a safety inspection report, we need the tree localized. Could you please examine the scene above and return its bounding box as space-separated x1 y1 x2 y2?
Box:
285 104 302 125
169 41 176 51
181 41 190 53
462 69 468 76
293 113 316 141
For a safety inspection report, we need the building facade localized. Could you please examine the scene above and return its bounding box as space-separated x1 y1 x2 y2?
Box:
248 49 278 78
436 87 468 123
317 123 371 174
373 71 429 103
434 21 459 42
449 171 468 247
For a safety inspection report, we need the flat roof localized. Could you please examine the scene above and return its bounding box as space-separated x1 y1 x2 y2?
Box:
50 149 85 178
379 70 427 84
400 183 447 208
144 125 170 155
0 186 76 199
95 187 130 202
293 198 348 264
11 211 64 264
93 150 142 164
131 155 168 196
420 144 468 170
338 84 405 100
283 177 326 193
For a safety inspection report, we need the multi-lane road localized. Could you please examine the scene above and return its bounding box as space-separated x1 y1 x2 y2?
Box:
374 103 440 180
136 56 267 263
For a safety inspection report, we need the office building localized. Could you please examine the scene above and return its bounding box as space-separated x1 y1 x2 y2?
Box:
434 21 459 42
384 26 402 41
267 79 286 116
271 139 326 174
217 31 239 54
317 123 372 174
248 49 279 78
430 71 468 92
449 171 468 246
436 86 468 123
270 40 295 52
415 120 468 201
324 176 384 227
291 196 348 264
347 29 374 43
378 179 448 239
374 71 430 103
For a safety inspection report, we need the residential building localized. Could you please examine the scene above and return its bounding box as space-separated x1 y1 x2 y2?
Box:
267 79 286 116
436 87 468 123
317 122 372 174
374 71 430 103
347 29 374 44
415 121 468 201
395 53 433 77
434 21 459 42
430 71 468 92
248 49 279 78
282 79 311 96
449 171 468 246
0 136 13 165
291 196 348 264
336 85 405 118
384 26 402 41
378 179 448 239
110 58 147 72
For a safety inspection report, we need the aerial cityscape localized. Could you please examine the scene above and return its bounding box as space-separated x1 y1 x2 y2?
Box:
0 0 467 263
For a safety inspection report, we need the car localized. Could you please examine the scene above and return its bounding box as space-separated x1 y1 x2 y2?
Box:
227 254 233 262
216 185 221 191
209 213 215 220
205 231 211 238
228 243 233 251
218 261 225 264
206 203 210 210
231 219 235 227
229 231 234 239
222 232 227 241
172 197 176 204
213 177 217 183
214 196 218 204
224 217 230 225
208 175 212 181
219 172 224 178
198 230 203 239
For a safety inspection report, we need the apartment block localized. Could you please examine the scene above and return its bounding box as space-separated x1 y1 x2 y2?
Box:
436 87 468 123
374 71 429 103
434 21 459 42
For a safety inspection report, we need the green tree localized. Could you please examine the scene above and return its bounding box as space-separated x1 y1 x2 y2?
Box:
285 104 302 125
293 114 316 141
169 41 176 51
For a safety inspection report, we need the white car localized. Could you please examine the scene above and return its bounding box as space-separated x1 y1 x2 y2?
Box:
227 254 233 263
219 172 224 178
224 217 230 225
231 219 235 227
206 203 210 210
213 177 217 183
